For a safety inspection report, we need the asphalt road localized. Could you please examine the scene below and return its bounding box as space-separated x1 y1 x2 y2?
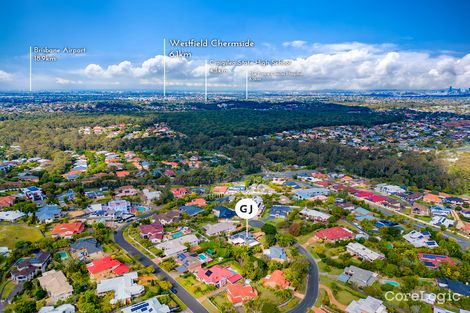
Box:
249 218 320 313
113 228 210 313
286 243 320 313
114 209 320 313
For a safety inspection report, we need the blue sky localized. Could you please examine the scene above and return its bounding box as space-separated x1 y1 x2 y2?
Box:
1 0 469 91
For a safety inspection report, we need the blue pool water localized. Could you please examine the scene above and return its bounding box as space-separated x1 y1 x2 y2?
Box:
383 280 400 286
172 231 183 238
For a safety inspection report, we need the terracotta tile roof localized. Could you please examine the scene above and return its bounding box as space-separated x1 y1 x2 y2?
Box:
226 284 257 304
197 265 241 285
263 270 290 289
213 186 229 193
116 171 130 177
0 195 15 207
50 222 85 236
87 256 129 275
315 226 353 241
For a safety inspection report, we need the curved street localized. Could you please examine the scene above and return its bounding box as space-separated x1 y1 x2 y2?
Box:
113 212 320 313
286 243 320 313
113 227 210 313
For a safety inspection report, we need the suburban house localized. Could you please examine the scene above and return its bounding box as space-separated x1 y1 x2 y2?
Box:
213 205 236 219
293 187 330 200
10 250 51 282
403 230 439 248
263 246 288 263
186 198 207 207
36 204 62 223
437 278 470 297
404 192 424 203
156 234 199 258
38 304 76 313
87 256 130 282
116 170 130 178
140 221 164 243
179 205 204 217
115 185 140 198
226 284 257 305
227 185 245 194
315 227 354 242
170 187 187 198
299 208 331 222
338 202 356 211
271 177 287 185
142 188 161 205
346 242 385 262
213 185 229 195
38 270 73 304
269 205 294 219
203 222 237 236
411 203 429 216
444 196 465 206
338 265 378 287
263 270 290 289
418 253 456 269
228 232 260 247
374 184 405 195
70 237 104 261
196 265 242 287
51 222 85 238
175 252 212 273
430 216 455 228
423 193 442 204
22 186 45 201
353 207 377 222
154 211 181 225
0 210 25 222
0 195 16 208
283 181 301 189
346 296 388 313
121 296 170 313
96 272 144 304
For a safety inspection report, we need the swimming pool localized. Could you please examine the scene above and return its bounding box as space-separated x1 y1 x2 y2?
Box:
58 251 68 260
383 280 400 286
172 231 183 238
198 254 207 261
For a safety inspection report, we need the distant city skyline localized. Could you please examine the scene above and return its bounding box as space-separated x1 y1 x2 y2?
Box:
0 0 469 91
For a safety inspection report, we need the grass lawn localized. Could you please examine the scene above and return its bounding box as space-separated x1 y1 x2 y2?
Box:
210 292 233 311
0 223 44 248
255 284 292 306
315 288 327 307
317 261 344 275
0 280 15 301
320 276 363 306
202 299 220 313
266 218 287 228
280 297 300 312
176 274 216 298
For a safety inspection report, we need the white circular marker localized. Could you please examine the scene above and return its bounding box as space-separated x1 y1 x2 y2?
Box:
235 198 259 219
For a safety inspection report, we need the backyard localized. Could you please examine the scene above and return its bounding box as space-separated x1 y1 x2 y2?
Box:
0 223 44 248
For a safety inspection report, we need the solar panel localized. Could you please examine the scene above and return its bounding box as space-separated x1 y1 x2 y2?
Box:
131 302 149 312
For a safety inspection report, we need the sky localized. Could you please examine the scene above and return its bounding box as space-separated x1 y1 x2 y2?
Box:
0 0 469 91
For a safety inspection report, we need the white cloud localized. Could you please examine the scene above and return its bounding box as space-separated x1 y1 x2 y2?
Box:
55 77 83 85
282 40 307 48
0 70 12 81
70 42 470 90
